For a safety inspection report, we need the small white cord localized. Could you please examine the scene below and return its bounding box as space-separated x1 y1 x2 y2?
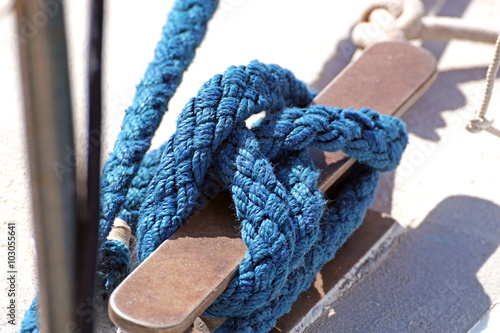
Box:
353 0 500 137
466 33 500 137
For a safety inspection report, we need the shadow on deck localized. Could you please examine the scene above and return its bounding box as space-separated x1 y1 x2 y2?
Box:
307 195 500 332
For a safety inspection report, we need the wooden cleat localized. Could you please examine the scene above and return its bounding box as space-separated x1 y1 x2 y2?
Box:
109 41 437 333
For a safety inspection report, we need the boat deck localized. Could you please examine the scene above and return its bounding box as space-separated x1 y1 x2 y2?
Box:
1 0 499 332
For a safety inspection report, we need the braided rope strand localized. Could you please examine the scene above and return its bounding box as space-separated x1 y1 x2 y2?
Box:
96 0 220 292
99 0 219 242
466 32 500 137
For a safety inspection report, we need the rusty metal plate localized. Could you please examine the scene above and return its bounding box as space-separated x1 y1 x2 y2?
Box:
109 41 437 333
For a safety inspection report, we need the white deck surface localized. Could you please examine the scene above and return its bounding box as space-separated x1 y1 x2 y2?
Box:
1 0 500 332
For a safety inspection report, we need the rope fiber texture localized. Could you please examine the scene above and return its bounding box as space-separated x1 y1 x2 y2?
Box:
21 0 408 332
466 32 500 137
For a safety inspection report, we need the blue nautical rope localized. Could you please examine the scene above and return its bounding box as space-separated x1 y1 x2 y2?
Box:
98 0 218 242
21 0 408 332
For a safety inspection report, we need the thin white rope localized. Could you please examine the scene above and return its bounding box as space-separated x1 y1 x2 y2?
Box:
466 33 500 137
352 0 498 48
353 0 500 137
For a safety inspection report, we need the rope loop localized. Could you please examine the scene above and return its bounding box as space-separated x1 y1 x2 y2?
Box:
466 117 494 133
352 0 499 49
352 0 424 48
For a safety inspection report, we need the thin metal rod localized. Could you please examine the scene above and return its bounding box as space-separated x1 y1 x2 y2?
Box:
75 0 105 331
15 0 77 332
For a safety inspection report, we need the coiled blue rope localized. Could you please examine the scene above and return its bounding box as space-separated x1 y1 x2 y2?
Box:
21 0 408 332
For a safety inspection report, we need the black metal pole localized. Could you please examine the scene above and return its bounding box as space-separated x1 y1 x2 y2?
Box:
74 0 104 331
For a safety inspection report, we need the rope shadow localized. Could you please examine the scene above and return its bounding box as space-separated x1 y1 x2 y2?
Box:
309 195 500 332
403 66 494 141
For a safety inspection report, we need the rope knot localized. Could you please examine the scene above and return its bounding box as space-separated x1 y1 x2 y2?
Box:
113 61 408 331
92 60 408 331
466 116 495 133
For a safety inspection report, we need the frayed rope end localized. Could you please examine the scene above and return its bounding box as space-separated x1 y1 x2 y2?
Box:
97 218 133 295
97 239 131 294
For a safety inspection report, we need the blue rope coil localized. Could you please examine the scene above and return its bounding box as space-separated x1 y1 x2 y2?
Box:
21 0 408 332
